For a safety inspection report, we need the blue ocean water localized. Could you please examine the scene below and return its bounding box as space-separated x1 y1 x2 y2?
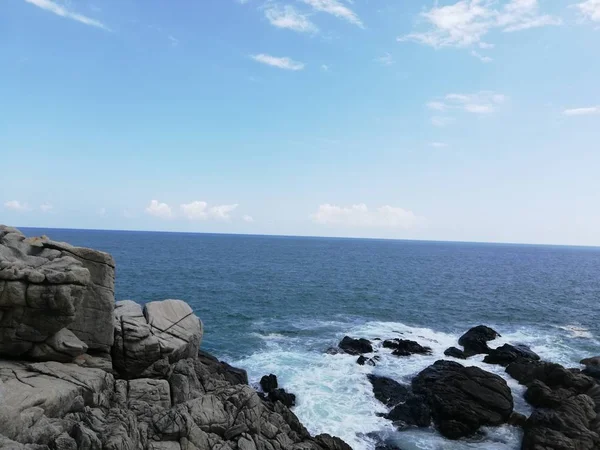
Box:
20 228 600 450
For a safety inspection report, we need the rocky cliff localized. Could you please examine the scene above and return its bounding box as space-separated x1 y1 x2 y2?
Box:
0 226 350 450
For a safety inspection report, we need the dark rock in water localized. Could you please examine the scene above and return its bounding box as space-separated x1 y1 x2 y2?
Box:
268 388 296 408
522 394 600 450
484 343 540 366
581 356 600 367
444 347 467 359
383 339 432 356
315 433 353 450
367 374 411 407
505 358 600 450
412 360 513 439
458 325 500 356
386 394 431 428
357 355 377 366
338 336 373 355
506 359 596 392
326 346 344 355
260 374 278 393
508 412 528 428
583 366 600 380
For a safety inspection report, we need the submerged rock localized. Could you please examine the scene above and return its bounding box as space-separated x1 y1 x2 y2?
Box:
383 339 432 357
338 336 373 355
412 360 513 439
484 343 540 366
458 325 500 356
356 355 378 366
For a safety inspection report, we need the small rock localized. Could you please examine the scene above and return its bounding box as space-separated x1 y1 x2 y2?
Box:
444 347 467 359
581 356 600 367
268 388 296 408
356 356 377 366
458 325 500 356
507 412 527 428
338 336 373 355
260 374 278 393
383 339 431 357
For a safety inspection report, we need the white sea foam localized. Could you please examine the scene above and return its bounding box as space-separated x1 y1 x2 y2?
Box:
234 320 589 450
557 325 594 339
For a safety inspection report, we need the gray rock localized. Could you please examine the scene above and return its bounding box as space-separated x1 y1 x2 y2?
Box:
0 226 115 358
29 328 88 362
145 299 203 363
112 300 202 378
128 378 172 409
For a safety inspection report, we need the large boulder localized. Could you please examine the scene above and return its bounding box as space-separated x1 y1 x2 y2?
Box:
458 325 500 356
0 226 115 358
412 360 513 439
112 299 203 378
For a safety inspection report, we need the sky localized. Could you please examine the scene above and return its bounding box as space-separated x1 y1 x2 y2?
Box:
1 0 600 246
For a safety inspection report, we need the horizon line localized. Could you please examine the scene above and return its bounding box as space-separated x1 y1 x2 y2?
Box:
13 225 600 250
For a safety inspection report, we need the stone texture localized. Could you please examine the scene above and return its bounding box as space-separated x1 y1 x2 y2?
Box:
113 299 203 378
0 226 115 358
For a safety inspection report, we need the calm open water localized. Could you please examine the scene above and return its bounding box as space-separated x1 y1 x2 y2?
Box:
20 228 600 450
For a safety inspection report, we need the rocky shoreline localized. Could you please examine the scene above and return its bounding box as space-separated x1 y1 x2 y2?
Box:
1 225 599 450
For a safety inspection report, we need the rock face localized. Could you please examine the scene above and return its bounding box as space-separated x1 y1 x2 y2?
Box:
444 347 467 359
0 225 115 359
367 374 411 408
338 336 373 355
112 299 203 378
412 360 514 439
506 359 600 450
457 325 500 356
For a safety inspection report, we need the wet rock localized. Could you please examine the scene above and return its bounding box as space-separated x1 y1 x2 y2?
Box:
260 374 278 393
444 347 467 359
458 325 500 356
367 374 411 408
268 388 296 408
581 356 600 367
314 433 352 450
508 412 528 428
484 343 540 366
356 355 377 366
412 360 513 439
338 336 373 355
383 339 432 357
386 394 431 428
197 350 248 386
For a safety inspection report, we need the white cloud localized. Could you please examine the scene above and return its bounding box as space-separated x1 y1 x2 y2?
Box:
4 200 31 212
251 54 305 70
146 200 173 219
431 116 454 127
441 91 506 114
40 202 53 212
265 5 318 33
180 201 239 221
24 0 110 31
471 50 493 62
430 142 448 148
311 203 421 229
427 101 448 111
321 64 330 71
168 35 179 47
400 0 560 49
563 106 600 116
374 52 394 66
576 0 600 22
243 215 255 223
301 0 363 28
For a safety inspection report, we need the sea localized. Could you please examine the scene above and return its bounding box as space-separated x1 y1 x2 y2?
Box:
20 228 600 450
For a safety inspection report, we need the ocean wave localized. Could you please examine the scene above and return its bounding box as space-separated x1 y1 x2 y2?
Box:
235 319 591 450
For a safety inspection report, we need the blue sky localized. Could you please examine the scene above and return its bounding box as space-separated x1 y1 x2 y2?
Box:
1 0 600 245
